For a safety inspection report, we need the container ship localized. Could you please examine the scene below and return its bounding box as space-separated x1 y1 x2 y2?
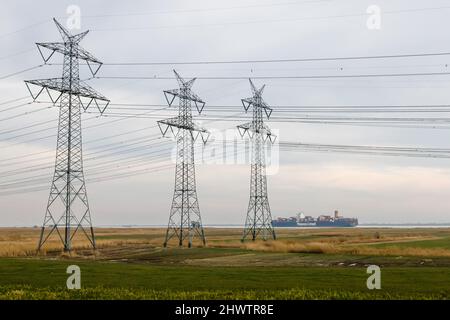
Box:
272 210 358 228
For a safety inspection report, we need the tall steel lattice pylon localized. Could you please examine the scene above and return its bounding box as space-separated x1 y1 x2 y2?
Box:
158 70 210 248
25 19 109 252
238 79 277 242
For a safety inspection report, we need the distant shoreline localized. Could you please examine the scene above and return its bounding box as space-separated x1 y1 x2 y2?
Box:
2 224 449 229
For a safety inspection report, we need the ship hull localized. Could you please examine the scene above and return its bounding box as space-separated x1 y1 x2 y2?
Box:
271 221 298 227
272 221 358 228
315 221 358 227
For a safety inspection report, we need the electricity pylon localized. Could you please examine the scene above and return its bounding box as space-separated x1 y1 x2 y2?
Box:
158 70 209 248
24 19 109 252
238 79 277 242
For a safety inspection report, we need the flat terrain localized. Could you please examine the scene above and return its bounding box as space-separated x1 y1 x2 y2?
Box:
0 227 449 299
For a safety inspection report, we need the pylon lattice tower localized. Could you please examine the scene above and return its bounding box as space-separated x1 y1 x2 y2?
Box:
238 79 277 241
158 70 209 248
25 19 109 252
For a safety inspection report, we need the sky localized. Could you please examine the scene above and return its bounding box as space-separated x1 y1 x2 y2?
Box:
1 0 450 227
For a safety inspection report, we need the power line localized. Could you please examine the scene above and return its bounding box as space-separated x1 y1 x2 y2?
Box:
0 140 223 193
279 144 450 159
0 124 57 141
0 137 186 186
104 52 450 66
0 127 163 177
0 104 50 123
107 102 450 109
0 19 50 39
0 0 328 41
0 118 56 135
0 96 29 107
0 118 193 175
0 141 242 196
2 125 449 187
0 131 165 178
0 105 164 149
0 162 175 196
0 99 32 114
3 138 450 196
0 141 173 187
96 71 450 81
279 142 450 153
0 48 36 61
107 105 450 114
77 114 450 130
78 112 450 124
0 104 230 169
0 64 44 80
91 5 450 33
83 0 331 19
0 133 159 168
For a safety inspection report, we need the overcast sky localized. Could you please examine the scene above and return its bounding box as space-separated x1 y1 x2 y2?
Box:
1 0 450 227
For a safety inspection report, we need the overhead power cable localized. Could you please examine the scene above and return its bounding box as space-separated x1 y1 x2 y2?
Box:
0 96 29 107
96 71 450 81
2 138 450 196
104 52 450 66
91 5 450 33
0 64 44 80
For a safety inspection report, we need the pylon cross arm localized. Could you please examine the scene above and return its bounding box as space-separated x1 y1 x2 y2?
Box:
237 122 252 138
260 101 273 119
261 124 276 143
78 96 110 114
241 98 273 119
78 80 109 102
158 117 209 142
164 89 205 113
76 45 102 65
37 42 101 65
237 123 275 143
36 42 63 63
241 99 252 112
70 30 89 43
164 90 178 106
25 78 108 102
262 132 277 144
25 78 63 102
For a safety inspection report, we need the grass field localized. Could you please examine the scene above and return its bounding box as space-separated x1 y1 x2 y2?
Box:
0 227 449 299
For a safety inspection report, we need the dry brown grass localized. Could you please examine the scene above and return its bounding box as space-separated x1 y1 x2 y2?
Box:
0 227 449 258
0 227 160 257
0 239 152 257
243 240 450 257
346 246 450 258
244 240 338 254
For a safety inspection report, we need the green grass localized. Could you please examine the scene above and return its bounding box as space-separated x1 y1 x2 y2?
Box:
106 247 250 264
0 258 448 299
0 286 446 300
1 227 449 300
371 237 450 249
